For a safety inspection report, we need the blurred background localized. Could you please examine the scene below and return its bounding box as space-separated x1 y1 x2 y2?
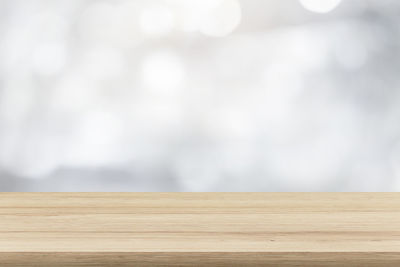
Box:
0 0 400 191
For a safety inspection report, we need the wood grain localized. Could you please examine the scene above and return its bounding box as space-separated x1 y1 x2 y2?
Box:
0 193 399 266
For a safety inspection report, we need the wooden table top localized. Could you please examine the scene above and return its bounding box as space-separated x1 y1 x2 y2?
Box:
0 193 399 266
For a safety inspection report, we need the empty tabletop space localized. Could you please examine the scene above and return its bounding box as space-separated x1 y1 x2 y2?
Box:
0 193 399 266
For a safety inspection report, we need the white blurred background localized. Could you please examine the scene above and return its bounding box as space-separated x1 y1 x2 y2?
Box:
0 0 400 191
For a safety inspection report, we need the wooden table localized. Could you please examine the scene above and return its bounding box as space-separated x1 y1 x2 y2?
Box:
0 193 399 266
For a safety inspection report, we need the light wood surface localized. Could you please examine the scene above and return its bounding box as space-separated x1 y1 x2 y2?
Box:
0 193 399 266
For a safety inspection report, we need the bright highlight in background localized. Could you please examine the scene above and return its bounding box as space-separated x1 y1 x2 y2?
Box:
142 51 185 94
299 0 342 13
200 0 242 37
172 0 242 37
140 3 175 37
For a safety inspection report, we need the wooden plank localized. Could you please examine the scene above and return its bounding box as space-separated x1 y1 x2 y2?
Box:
0 193 399 266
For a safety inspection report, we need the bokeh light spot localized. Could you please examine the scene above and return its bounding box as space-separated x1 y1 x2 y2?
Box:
299 0 342 13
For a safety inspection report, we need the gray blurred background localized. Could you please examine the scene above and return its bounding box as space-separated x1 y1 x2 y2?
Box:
0 0 400 191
